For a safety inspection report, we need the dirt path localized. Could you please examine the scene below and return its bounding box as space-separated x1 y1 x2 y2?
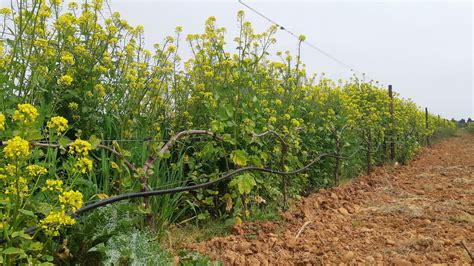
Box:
189 133 474 265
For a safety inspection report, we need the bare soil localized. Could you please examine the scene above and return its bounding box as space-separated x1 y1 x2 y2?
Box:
188 133 474 265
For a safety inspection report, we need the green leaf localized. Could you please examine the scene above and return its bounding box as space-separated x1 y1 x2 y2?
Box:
29 242 43 251
2 247 25 255
18 209 35 217
224 104 234 118
160 151 171 159
223 134 237 145
197 211 210 220
88 135 101 149
230 150 248 166
12 231 32 240
59 136 71 148
231 173 256 195
26 129 43 141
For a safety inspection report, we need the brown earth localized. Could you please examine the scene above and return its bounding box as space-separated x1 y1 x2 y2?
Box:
188 133 474 265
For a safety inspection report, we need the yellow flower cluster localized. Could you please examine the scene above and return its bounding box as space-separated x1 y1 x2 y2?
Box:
61 52 75 65
58 75 73 86
3 136 30 160
47 116 68 135
68 102 79 110
59 190 83 212
94 84 106 97
0 113 5 130
39 210 76 236
12 104 39 125
26 165 47 177
0 7 12 15
74 157 93 173
291 118 300 128
3 164 17 176
5 176 29 197
68 139 92 156
42 179 64 192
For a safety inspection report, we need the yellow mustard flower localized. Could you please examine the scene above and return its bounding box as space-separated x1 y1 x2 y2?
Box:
42 179 64 192
58 75 73 86
5 176 29 197
110 161 119 169
68 102 79 110
0 113 5 130
68 139 92 156
0 8 12 15
94 84 106 97
59 190 83 212
3 136 30 160
74 157 93 173
291 119 300 127
3 164 17 176
39 210 76 236
12 103 39 125
68 1 78 9
61 52 75 65
47 116 68 135
26 165 48 177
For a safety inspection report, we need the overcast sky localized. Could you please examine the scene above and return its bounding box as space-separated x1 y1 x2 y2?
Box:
105 0 472 120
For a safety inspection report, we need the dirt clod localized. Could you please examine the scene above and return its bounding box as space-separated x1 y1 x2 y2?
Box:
341 251 355 262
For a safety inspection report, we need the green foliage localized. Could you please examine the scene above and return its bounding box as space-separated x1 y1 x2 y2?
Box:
94 230 169 265
229 174 256 195
0 104 88 264
64 202 171 265
465 123 474 134
179 251 220 266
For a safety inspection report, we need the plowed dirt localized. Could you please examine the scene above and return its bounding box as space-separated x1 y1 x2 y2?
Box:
189 133 474 265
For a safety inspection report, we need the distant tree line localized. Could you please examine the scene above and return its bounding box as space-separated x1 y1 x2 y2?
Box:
454 118 473 127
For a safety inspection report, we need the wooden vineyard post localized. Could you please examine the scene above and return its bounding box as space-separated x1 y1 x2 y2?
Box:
281 143 288 208
425 107 430 146
333 132 341 186
367 129 372 175
388 85 395 161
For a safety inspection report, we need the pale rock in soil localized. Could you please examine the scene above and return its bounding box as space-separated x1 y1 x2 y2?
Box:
338 207 350 215
391 258 412 266
353 204 362 213
235 241 252 252
360 227 372 233
365 255 375 263
341 251 355 262
246 256 260 265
